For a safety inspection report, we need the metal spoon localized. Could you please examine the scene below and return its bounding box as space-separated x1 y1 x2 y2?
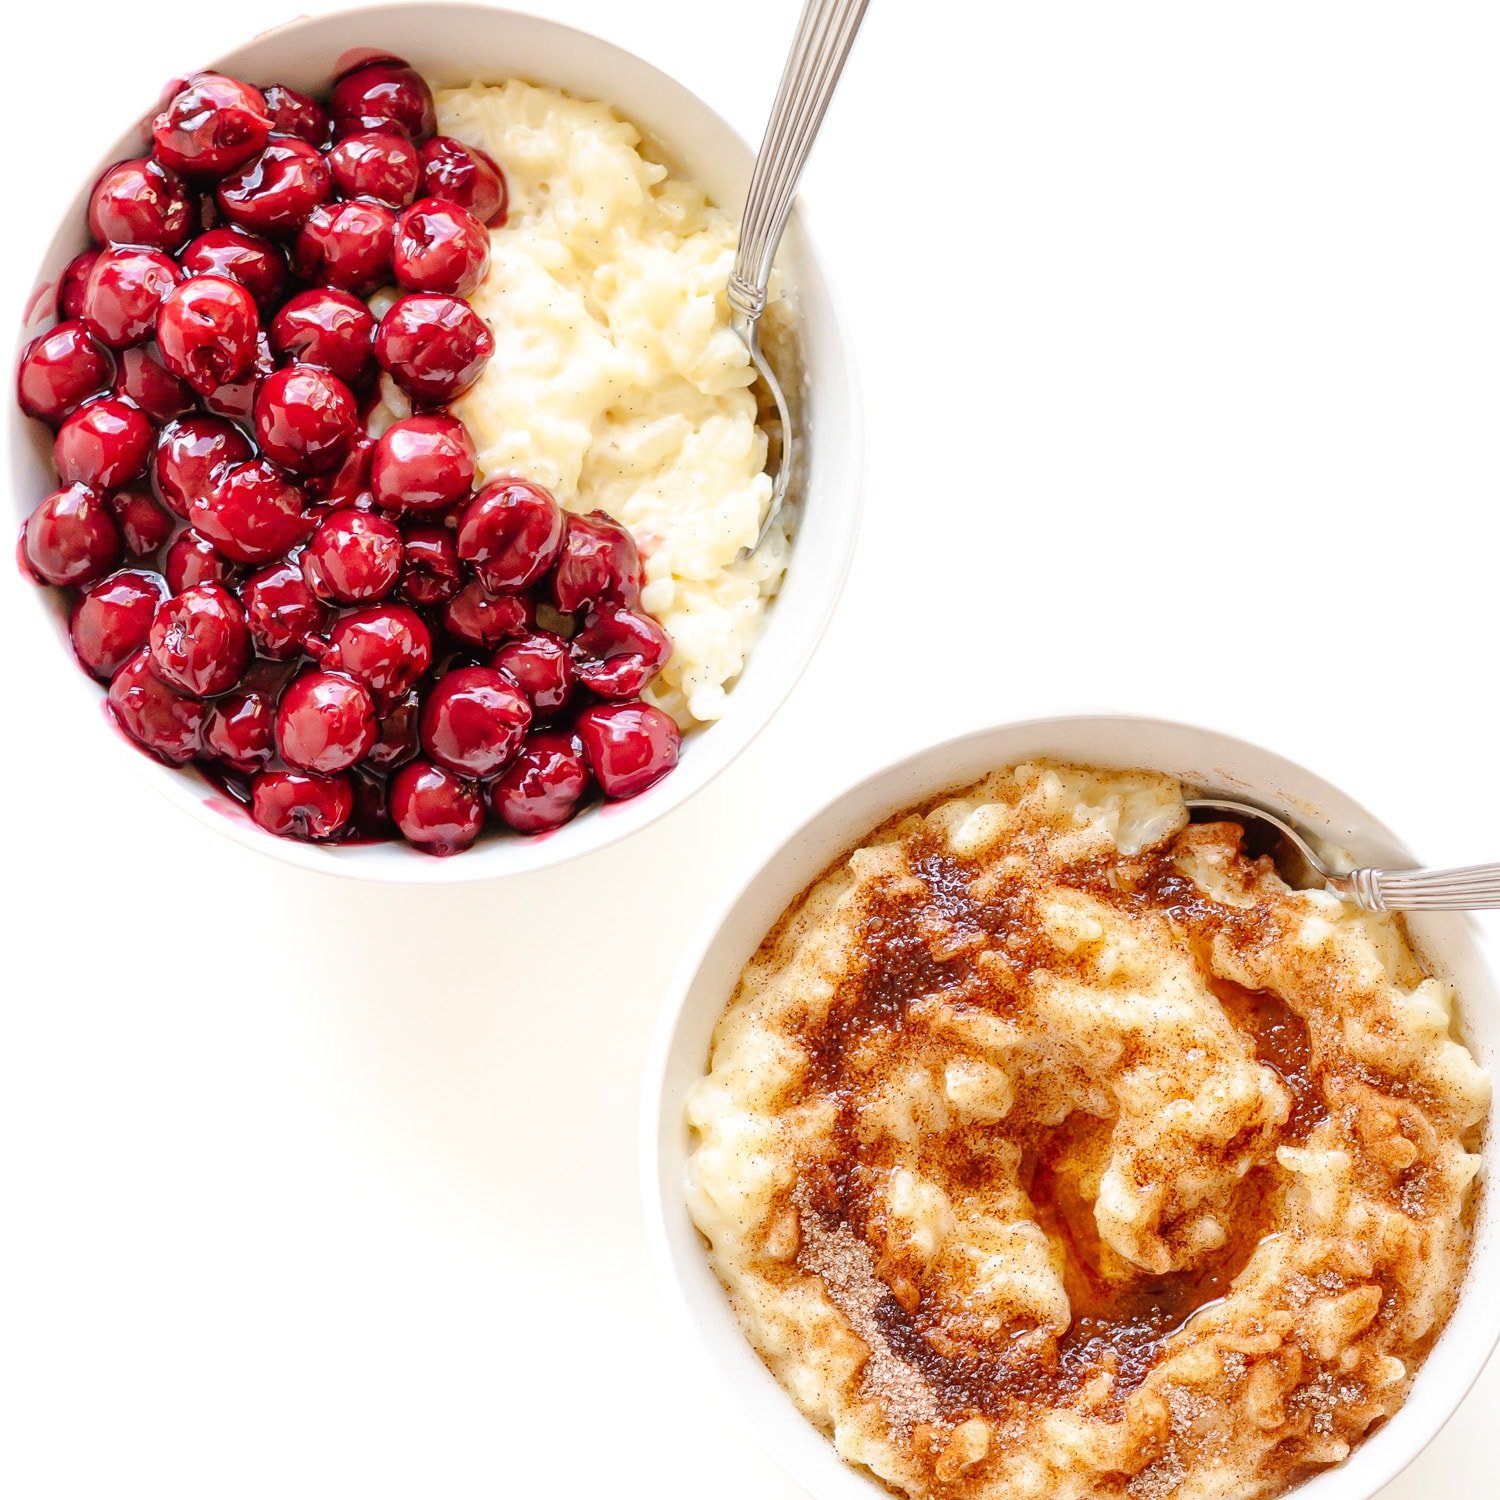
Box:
729 0 871 551
1186 797 1500 911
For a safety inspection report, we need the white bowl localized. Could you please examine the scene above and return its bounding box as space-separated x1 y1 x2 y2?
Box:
4 3 862 882
643 714 1499 1500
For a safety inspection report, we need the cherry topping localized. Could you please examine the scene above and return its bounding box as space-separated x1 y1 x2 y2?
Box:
108 488 174 555
367 689 421 771
303 431 375 508
330 60 436 142
269 288 376 388
24 484 121 586
153 414 253 518
190 458 310 563
114 344 193 420
292 199 395 295
216 138 332 235
153 74 272 177
321 603 432 708
202 687 275 771
88 157 196 249
147 581 249 697
389 761 484 855
419 136 508 226
251 769 353 840
17 321 114 423
82 247 181 348
197 330 274 421
328 130 422 207
57 251 100 320
276 669 378 772
253 365 357 474
575 702 681 800
164 530 238 593
441 580 533 649
571 606 673 699
490 730 590 834
491 631 574 716
374 293 494 406
370 413 475 512
155 274 259 393
456 477 564 593
392 198 489 296
180 227 287 309
397 524 461 607
299 508 403 602
70 568 166 679
53 397 152 491
106 647 206 763
261 84 330 147
240 557 329 657
549 510 644 613
419 665 531 776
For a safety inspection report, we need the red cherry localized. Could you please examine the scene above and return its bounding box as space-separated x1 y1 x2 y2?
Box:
179 227 287 309
292 200 395 295
70 569 166 679
152 415 253 519
389 761 484 854
108 488 174 555
374 293 493 407
216 138 332 235
456 477 564 593
397 524 461 607
571 607 673 700
370 413 475 512
241 557 330 657
155 274 259 393
164 530 238 593
17 321 114 423
441 580 533 650
367 689 421 771
419 136 508 226
189 458 310 564
114 344 193 421
490 730 590 834
330 60 436 142
321 603 432 708
299 508 403 602
251 769 353 840
53 397 152 491
202 687 276 771
106 647 206 763
253 365 357 475
261 84 330 147
392 198 489 296
153 74 272 177
269 288 376 388
88 157 196 249
304 432 375 508
328 130 422 207
549 510 644 613
575 702 681 800
491 630 573 716
418 666 531 777
57 251 100 320
147 581 249 697
23 484 121 586
197 330 274 421
276 669 378 772
82 247 181 348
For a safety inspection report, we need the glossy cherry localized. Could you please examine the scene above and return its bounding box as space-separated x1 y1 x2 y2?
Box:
549 510 644 613
180 227 287 309
155 274 259 393
216 138 332 235
392 198 489 296
441 580 533 650
292 199 395 295
202 687 276 771
456 477 564 593
276 669 378 773
152 415 253 518
17 322 114 423
570 607 672 700
491 631 573 716
397 524 461 607
88 157 196 249
153 74 272 177
106 648 206 763
261 84 329 147
147 582 249 697
575 702 681 800
329 60 436 141
70 569 166 679
52 397 152 491
190 458 310 564
108 489 173 555
418 665 531 777
240 557 330 657
419 136 507 226
373 293 494 406
82 247 181 348
490 730 590 834
251 769 353 840
303 432 375 508
388 761 483 854
253 365 357 474
56 251 100 320
114 344 193 421
321 603 432 707
370 413 475 512
299 508 403 602
23 484 121 586
197 330 274 422
269 288 376 388
164 530 238 593
328 130 422 207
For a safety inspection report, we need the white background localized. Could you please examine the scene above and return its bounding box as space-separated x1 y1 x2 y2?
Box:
2 1 1497 1495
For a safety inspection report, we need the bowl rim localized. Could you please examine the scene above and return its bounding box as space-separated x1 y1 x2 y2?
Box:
639 711 1500 1500
4 0 866 884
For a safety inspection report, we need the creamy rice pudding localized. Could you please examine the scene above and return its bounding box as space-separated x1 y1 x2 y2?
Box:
686 763 1490 1499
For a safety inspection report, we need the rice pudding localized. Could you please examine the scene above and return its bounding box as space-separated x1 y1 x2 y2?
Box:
686 763 1489 1499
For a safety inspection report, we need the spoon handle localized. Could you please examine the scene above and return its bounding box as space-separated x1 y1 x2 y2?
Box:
1340 863 1500 911
729 0 871 326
